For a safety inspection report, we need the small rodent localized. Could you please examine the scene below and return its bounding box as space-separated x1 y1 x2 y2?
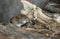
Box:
10 14 30 27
